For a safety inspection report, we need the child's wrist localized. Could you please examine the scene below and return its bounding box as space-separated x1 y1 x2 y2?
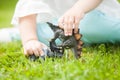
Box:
22 38 38 45
72 1 86 14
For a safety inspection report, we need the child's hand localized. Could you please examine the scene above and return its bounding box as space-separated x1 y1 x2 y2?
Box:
23 40 47 57
58 6 84 36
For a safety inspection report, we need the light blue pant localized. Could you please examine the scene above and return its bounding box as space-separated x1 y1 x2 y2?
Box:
36 10 120 46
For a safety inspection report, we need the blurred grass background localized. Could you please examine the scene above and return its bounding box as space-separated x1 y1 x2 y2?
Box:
0 0 17 28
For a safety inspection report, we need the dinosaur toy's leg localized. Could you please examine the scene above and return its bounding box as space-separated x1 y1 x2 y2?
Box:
71 46 80 59
77 40 84 57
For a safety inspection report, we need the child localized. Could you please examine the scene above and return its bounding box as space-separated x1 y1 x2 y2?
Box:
0 0 120 56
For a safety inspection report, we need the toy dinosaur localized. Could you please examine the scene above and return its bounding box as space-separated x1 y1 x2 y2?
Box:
47 22 83 59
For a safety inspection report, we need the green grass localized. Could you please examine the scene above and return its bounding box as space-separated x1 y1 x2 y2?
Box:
0 42 120 80
0 0 17 28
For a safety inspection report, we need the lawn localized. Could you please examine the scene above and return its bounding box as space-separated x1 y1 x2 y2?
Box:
0 0 120 80
0 42 120 80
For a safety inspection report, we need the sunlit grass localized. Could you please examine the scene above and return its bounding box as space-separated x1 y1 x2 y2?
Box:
0 0 17 28
0 42 120 80
0 9 14 28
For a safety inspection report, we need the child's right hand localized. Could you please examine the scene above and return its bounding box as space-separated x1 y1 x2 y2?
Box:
23 40 47 57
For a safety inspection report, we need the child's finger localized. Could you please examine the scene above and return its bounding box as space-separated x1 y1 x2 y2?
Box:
68 16 74 35
23 46 33 56
58 17 64 28
74 17 79 33
67 23 72 36
26 48 34 55
23 49 29 56
64 17 69 36
33 48 40 57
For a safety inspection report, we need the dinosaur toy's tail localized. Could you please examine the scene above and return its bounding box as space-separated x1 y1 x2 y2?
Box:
47 22 60 32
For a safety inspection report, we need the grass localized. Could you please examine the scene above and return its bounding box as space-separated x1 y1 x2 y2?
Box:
0 0 120 80
0 0 17 28
0 42 120 80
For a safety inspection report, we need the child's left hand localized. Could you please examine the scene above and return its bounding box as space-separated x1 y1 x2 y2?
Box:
58 6 84 36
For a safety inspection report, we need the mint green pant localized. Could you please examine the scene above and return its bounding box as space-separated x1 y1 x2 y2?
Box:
36 10 120 46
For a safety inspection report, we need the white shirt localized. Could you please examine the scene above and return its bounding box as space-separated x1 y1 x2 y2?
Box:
11 0 120 25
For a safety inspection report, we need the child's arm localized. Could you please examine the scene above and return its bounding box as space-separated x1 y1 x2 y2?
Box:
59 0 103 36
19 14 45 56
19 14 38 45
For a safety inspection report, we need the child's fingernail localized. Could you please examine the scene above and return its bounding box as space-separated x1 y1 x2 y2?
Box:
69 33 72 35
65 32 67 36
41 53 45 56
65 34 68 36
